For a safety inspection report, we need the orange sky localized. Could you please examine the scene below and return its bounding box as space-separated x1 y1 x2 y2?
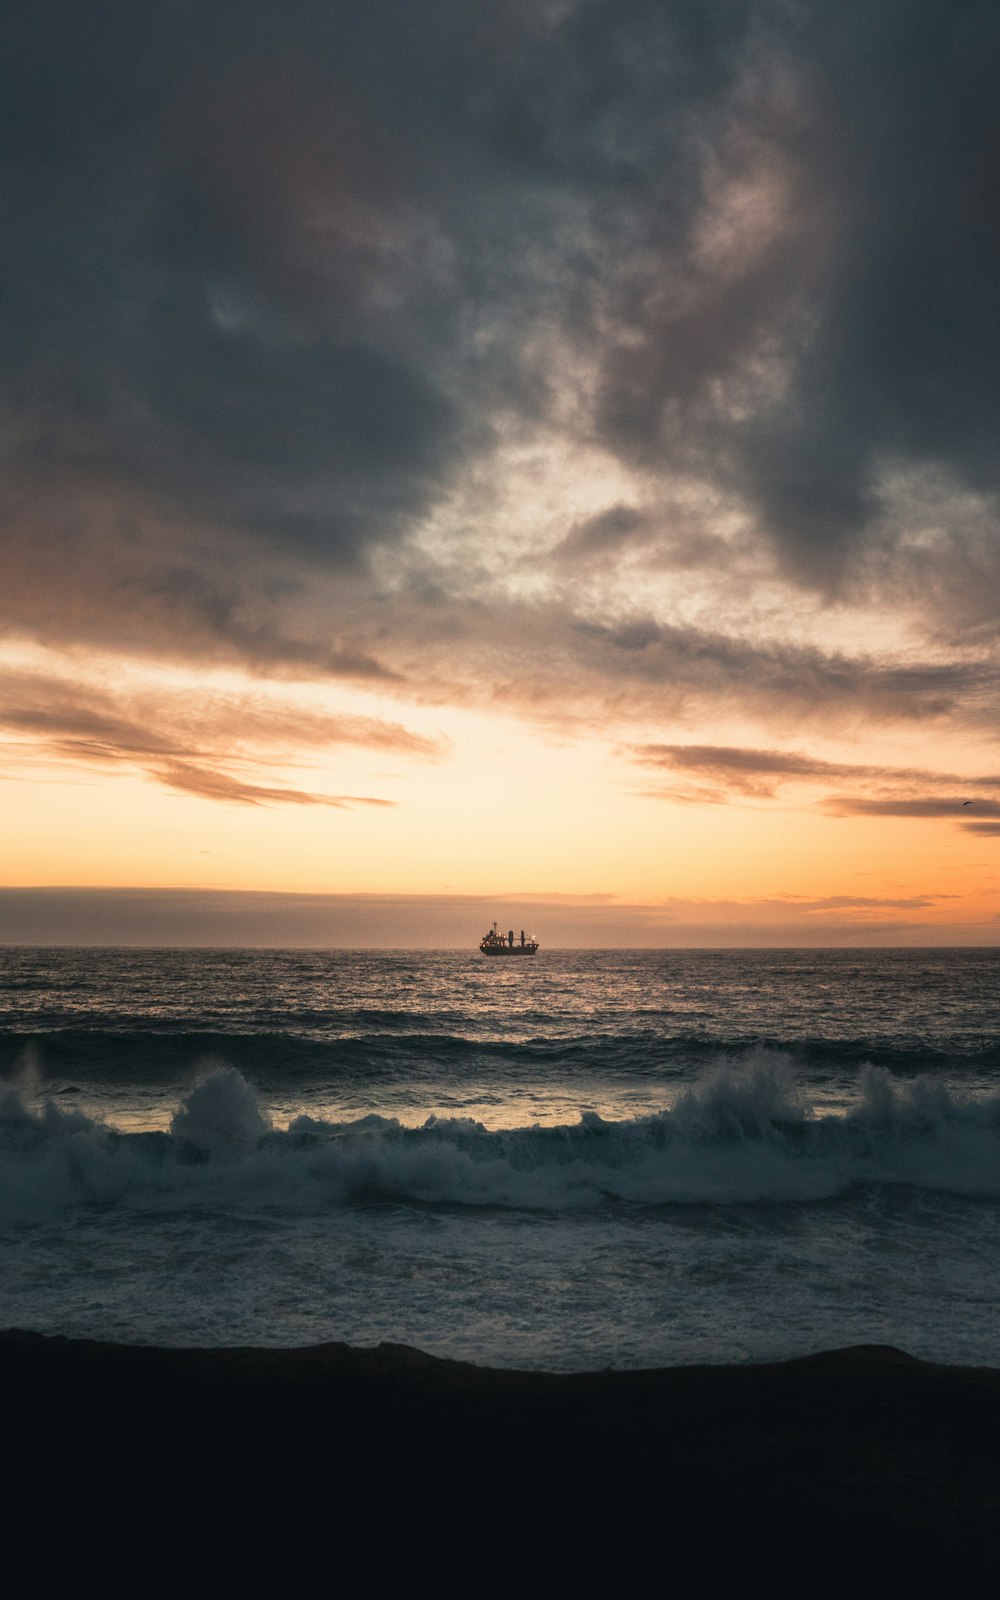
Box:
3 622 997 943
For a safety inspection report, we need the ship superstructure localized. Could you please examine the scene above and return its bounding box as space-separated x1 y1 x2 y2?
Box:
479 921 539 956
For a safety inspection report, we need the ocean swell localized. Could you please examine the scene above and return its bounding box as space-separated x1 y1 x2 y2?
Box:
5 1026 1000 1085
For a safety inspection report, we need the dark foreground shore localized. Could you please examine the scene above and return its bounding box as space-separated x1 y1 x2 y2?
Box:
6 1331 998 1572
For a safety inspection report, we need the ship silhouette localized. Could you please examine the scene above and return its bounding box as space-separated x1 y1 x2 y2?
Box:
479 921 539 956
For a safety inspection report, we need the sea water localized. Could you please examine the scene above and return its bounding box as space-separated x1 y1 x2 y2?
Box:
1 946 998 1369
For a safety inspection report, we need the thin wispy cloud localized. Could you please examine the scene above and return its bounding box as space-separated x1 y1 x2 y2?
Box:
631 742 1000 794
629 742 1000 835
824 797 1000 821
153 762 394 809
0 667 439 805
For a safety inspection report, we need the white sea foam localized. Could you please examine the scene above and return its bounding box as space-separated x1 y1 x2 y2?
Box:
2 1056 1000 1225
170 1061 272 1155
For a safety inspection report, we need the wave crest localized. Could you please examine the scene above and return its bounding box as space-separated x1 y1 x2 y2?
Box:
3 1056 1000 1223
170 1063 271 1155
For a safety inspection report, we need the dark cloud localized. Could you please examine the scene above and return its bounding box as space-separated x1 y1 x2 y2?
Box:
570 619 992 722
586 1 1000 593
555 505 652 560
2 14 464 557
341 579 999 732
2 0 1000 685
552 503 738 571
0 499 403 678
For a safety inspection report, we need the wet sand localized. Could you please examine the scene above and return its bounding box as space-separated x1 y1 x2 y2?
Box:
5 1332 998 1569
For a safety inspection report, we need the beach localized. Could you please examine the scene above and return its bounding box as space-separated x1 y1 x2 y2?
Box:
6 1330 999 1565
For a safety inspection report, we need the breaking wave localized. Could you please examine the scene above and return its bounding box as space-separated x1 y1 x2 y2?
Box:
3 1057 1000 1225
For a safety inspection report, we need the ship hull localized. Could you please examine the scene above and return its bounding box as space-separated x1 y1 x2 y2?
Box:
480 946 537 956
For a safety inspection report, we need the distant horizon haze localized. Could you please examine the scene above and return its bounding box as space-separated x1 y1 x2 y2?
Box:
1 886 997 948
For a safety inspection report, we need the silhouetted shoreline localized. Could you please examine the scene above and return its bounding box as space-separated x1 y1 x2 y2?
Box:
6 1330 999 1566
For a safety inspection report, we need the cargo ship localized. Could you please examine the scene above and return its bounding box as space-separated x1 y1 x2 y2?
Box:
479 921 539 956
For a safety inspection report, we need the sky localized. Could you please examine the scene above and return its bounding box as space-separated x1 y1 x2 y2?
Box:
2 0 999 946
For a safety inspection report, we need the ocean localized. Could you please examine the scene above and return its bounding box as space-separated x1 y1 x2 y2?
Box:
1 945 999 1370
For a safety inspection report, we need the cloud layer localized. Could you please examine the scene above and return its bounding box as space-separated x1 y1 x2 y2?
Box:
2 2 998 809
